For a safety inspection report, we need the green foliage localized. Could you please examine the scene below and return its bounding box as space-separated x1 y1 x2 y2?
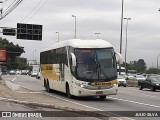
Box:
0 37 25 56
146 68 159 74
0 37 28 70
124 59 147 73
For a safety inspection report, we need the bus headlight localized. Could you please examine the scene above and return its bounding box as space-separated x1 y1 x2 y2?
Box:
75 82 88 88
113 83 118 87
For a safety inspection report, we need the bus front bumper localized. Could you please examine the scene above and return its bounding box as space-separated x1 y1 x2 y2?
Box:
73 85 118 97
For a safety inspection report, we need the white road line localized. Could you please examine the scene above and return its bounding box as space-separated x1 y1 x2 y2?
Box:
141 94 157 98
44 93 103 111
108 96 160 108
17 91 42 94
44 93 135 120
11 77 16 81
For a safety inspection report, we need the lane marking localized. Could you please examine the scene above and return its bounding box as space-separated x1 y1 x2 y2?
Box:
108 96 160 108
44 93 103 111
17 91 42 94
11 77 16 82
141 94 157 98
44 93 134 120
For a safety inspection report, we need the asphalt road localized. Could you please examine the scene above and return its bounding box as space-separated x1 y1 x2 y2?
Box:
2 75 160 120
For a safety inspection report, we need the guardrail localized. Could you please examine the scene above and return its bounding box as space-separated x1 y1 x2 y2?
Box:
126 79 138 87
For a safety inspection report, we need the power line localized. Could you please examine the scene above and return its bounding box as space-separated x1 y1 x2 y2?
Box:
26 0 48 23
1 0 24 20
20 0 43 23
2 0 16 13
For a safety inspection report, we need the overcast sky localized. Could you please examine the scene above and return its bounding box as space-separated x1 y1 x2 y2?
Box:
1 0 160 68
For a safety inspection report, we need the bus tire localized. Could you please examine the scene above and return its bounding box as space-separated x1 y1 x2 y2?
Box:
46 80 51 93
44 79 47 87
139 84 143 90
66 83 72 98
99 96 106 100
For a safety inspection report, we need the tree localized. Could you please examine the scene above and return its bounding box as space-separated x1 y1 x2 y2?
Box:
137 59 146 73
16 57 29 70
0 37 28 70
146 68 159 74
124 59 147 73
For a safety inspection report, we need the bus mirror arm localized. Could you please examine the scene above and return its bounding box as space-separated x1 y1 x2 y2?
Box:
70 53 77 67
115 52 123 65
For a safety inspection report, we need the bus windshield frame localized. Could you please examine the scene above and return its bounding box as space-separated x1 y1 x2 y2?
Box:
74 48 117 82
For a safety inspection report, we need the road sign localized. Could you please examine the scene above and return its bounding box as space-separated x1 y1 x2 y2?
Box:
17 23 42 40
3 28 16 36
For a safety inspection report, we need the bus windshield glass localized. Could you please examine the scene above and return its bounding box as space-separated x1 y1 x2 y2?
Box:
75 48 117 82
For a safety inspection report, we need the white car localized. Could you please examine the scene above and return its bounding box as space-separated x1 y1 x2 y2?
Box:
31 71 38 77
135 75 146 81
117 75 127 87
10 70 16 75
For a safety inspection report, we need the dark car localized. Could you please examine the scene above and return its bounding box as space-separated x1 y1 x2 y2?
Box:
138 75 160 91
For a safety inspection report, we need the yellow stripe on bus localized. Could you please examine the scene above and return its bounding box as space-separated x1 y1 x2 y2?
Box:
90 80 117 86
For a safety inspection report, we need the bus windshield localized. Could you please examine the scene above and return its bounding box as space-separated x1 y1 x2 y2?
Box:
75 48 117 82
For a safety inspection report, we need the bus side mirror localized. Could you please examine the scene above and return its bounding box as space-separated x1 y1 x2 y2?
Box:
115 52 123 65
70 53 77 67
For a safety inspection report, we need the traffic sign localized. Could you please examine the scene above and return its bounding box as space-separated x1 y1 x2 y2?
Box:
17 23 42 40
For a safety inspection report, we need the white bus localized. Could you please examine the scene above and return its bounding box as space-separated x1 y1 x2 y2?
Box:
40 39 123 99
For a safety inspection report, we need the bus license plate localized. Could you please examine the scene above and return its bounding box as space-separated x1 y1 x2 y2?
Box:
96 91 103 94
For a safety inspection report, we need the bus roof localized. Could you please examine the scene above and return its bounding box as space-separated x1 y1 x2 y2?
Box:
42 39 113 52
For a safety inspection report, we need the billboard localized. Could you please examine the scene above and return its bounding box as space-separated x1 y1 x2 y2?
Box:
0 50 7 62
17 23 42 40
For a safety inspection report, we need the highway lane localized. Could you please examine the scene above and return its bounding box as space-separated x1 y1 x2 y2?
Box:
2 75 160 119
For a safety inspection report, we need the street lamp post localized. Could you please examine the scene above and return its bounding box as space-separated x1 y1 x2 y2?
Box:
157 54 160 70
33 50 37 64
124 18 131 74
95 33 100 39
72 15 77 39
55 32 59 42
120 0 124 54
119 0 124 75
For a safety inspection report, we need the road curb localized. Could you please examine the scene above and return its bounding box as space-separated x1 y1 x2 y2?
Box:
0 96 110 119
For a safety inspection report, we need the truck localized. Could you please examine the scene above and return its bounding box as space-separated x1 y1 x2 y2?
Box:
138 74 160 91
31 64 39 77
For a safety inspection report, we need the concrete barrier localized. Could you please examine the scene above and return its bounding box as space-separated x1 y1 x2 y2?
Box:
126 80 138 87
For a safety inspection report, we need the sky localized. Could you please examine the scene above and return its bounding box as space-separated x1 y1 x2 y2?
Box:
1 0 160 68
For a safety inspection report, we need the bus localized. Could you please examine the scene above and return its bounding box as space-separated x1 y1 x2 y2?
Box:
40 39 123 99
